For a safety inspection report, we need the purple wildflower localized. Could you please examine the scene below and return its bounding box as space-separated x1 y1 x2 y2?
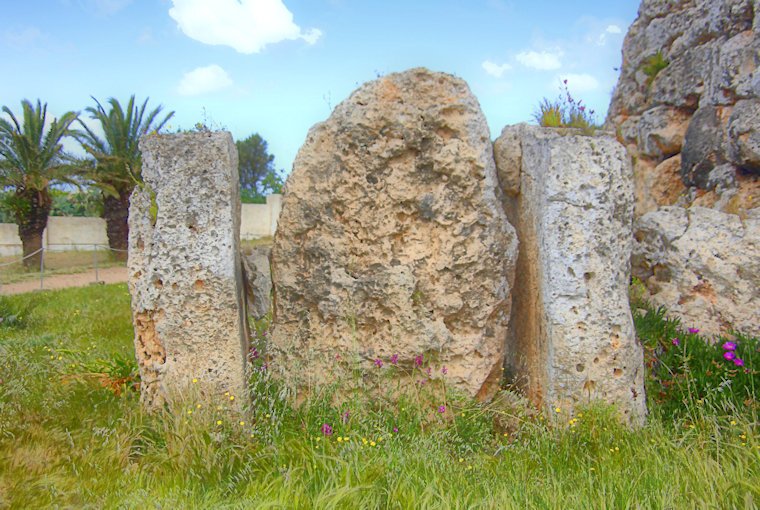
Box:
374 358 383 368
723 351 737 361
442 366 448 375
733 358 745 367
426 367 432 377
342 410 350 423
321 423 333 436
414 354 424 367
688 328 700 335
722 342 737 351
393 427 399 433
672 338 680 346
390 353 399 365
438 405 446 414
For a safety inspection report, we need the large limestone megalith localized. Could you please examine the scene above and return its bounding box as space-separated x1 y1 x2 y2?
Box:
129 131 249 409
270 68 518 400
496 125 647 423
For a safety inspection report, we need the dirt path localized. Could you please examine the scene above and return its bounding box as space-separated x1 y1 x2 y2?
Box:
0 266 128 295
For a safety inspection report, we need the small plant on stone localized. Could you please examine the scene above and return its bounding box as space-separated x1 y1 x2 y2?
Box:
532 79 598 133
641 51 669 85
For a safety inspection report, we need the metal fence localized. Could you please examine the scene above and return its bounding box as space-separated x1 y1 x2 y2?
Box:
0 244 128 293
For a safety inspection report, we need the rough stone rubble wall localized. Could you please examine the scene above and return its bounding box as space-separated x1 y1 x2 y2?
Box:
129 131 249 409
607 0 759 216
496 125 647 424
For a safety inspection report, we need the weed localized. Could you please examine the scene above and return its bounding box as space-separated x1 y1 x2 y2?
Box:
642 52 669 84
533 79 599 133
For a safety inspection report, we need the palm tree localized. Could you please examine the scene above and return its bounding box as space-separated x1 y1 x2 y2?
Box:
0 100 79 268
76 95 174 256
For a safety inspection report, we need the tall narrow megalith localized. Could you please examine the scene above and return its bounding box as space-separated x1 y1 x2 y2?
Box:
496 125 647 424
129 131 249 409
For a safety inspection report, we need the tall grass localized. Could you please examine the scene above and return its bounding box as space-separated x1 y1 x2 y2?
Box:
1 284 758 508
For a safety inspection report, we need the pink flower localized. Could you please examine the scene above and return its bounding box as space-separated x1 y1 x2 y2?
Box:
438 405 446 414
374 358 383 368
342 410 350 423
724 351 737 361
321 423 333 436
441 366 448 375
688 328 700 334
414 354 424 367
672 338 680 346
733 358 745 367
390 354 399 365
393 426 399 433
722 342 737 351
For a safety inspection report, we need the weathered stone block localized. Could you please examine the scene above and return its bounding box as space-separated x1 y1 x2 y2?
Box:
129 131 249 409
497 125 647 424
633 206 760 338
242 246 272 320
270 68 518 401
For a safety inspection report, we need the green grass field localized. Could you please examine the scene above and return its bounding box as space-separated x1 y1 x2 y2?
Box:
0 284 758 509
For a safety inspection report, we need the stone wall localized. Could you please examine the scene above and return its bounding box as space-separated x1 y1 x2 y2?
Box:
607 0 759 216
0 217 108 257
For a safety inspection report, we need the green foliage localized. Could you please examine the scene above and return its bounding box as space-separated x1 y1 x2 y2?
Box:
49 188 103 216
237 133 284 200
533 80 598 133
76 95 174 194
642 52 669 84
634 303 759 420
0 285 758 507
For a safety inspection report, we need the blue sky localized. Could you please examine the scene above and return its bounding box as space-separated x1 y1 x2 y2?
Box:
1 0 639 174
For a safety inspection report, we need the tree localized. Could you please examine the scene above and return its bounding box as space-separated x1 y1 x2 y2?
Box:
236 133 275 194
0 100 79 268
76 95 174 255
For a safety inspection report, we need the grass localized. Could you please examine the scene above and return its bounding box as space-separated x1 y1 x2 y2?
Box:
0 249 124 285
641 52 669 85
1 284 758 508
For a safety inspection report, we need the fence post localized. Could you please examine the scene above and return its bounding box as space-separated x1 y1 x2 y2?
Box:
93 244 99 283
39 247 45 290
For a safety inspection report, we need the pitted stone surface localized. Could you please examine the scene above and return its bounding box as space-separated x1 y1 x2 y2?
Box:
242 246 272 320
632 206 760 338
607 0 759 216
270 68 518 400
129 131 249 409
496 125 647 424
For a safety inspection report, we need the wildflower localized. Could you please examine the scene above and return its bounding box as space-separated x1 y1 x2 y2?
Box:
426 367 432 377
438 405 446 414
393 427 399 433
688 328 700 334
555 407 562 413
672 338 680 346
249 347 259 360
337 437 343 443
730 420 737 425
321 423 333 436
192 378 198 383
239 421 245 426
229 396 235 401
733 358 745 367
370 441 376 447
216 420 222 425
342 410 350 423
415 354 424 367
196 404 201 409
442 366 448 375
723 351 737 361
722 341 737 351
459 457 464 463
390 354 399 365
374 358 383 368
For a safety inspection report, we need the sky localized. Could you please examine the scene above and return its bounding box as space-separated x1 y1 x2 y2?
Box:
1 0 640 175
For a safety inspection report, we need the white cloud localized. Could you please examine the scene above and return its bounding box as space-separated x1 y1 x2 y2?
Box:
515 50 562 70
482 60 512 78
596 24 623 46
557 73 600 93
605 24 622 34
177 65 234 96
168 0 322 54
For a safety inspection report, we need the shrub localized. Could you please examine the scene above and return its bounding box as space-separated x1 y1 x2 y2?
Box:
641 52 669 84
532 79 598 133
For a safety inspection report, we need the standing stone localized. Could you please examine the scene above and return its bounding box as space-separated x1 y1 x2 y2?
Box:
496 125 647 424
270 68 518 400
129 132 249 409
242 246 272 320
